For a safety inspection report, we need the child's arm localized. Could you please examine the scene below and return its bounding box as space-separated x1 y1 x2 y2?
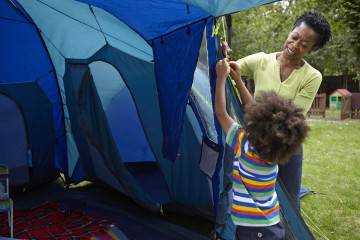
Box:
215 59 235 134
229 61 254 106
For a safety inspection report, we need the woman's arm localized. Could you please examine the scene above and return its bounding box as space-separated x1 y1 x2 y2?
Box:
293 73 322 114
215 59 235 134
229 61 254 106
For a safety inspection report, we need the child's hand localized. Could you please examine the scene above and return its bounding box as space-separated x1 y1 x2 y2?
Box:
229 61 241 81
216 59 230 80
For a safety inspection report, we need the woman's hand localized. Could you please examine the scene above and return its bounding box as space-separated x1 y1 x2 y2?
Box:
216 59 230 81
229 61 241 81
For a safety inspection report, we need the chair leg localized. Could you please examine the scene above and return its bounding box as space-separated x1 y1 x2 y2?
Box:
11 208 13 238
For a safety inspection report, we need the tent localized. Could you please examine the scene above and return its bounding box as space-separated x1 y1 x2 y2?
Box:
0 0 314 239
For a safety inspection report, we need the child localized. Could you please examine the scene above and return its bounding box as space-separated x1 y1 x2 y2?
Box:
215 59 310 240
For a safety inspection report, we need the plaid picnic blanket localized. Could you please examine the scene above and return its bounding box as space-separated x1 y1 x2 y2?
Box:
0 201 114 240
90 225 129 240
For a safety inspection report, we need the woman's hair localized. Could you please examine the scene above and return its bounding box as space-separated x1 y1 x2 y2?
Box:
244 91 310 164
292 11 331 49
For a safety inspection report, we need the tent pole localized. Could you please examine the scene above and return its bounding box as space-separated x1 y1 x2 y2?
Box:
225 14 232 50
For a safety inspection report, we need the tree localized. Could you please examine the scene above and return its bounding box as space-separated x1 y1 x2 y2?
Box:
228 0 359 90
310 0 360 89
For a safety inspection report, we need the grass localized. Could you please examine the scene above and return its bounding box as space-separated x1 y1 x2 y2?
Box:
301 109 360 239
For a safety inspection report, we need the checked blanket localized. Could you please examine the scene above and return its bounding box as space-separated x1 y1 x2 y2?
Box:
0 201 114 239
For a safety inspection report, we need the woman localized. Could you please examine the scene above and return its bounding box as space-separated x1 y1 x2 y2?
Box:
223 11 331 212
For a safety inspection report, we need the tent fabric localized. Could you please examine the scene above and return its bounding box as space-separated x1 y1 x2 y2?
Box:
77 0 210 41
15 0 153 179
65 58 166 208
0 0 67 177
89 61 156 164
84 44 211 207
181 0 279 17
190 27 218 144
0 83 55 180
276 178 315 240
63 63 90 182
199 137 222 179
0 94 29 185
153 19 206 161
75 66 161 213
205 21 225 219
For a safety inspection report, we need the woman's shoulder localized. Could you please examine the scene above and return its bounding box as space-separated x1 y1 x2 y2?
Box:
302 61 322 79
263 52 278 62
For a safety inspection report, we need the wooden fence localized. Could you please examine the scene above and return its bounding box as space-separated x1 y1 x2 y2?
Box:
352 109 360 119
351 93 360 119
307 93 326 118
341 95 352 120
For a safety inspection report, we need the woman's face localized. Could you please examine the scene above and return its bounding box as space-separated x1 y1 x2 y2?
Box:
283 21 319 60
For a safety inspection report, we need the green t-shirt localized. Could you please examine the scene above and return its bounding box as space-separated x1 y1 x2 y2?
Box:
236 52 322 113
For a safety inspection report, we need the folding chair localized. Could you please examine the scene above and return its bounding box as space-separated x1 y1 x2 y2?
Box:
0 165 13 238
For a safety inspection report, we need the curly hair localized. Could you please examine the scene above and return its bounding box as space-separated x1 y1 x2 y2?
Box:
292 11 331 49
243 91 310 165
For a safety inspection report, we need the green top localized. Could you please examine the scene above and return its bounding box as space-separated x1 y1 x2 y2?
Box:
237 52 322 113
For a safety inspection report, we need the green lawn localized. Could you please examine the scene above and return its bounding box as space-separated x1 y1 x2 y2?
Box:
302 109 360 239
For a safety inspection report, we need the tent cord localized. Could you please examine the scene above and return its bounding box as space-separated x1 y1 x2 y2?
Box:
306 223 330 240
214 16 242 103
221 16 227 44
302 209 330 240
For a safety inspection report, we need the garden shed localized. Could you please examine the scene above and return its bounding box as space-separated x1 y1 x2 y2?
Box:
329 89 351 109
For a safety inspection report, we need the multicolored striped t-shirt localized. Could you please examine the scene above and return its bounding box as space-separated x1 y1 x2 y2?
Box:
226 122 280 227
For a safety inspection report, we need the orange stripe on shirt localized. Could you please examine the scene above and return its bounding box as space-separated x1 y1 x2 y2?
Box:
232 203 279 216
242 181 275 190
243 152 270 165
233 130 245 156
241 175 276 186
234 171 275 189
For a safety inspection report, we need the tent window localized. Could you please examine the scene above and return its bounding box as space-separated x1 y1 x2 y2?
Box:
89 61 156 163
190 28 218 143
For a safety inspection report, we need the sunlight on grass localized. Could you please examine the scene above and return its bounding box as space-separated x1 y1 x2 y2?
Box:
325 108 341 118
301 118 360 240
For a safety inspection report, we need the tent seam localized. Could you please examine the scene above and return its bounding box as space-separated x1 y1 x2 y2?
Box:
34 0 152 58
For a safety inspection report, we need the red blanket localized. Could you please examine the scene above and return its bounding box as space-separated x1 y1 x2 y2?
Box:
0 201 114 240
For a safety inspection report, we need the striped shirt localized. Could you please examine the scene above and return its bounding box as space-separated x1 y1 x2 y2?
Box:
226 122 280 227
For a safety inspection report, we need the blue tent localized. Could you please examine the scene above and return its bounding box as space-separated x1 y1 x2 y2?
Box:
0 0 314 239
